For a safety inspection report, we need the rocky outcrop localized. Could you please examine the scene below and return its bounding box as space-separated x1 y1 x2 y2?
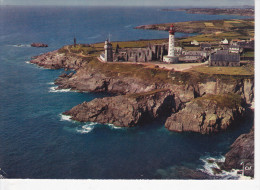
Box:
30 50 85 70
224 126 254 177
63 89 181 127
31 43 48 47
165 94 245 134
55 68 158 94
197 78 254 105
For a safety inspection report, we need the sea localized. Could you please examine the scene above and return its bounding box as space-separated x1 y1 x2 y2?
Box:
0 6 253 179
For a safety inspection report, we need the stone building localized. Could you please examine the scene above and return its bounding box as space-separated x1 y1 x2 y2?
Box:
179 50 209 62
200 43 212 51
229 45 240 54
209 53 240 67
113 44 183 63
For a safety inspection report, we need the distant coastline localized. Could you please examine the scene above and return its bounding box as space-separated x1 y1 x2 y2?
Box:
162 8 254 17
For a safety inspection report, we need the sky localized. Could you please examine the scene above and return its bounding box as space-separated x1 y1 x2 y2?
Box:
0 0 255 7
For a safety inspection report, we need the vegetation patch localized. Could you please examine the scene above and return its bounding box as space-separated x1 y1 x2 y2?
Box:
127 89 169 99
193 93 242 109
189 64 254 76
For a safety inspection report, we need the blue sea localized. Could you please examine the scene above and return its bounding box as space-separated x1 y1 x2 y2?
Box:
0 6 253 179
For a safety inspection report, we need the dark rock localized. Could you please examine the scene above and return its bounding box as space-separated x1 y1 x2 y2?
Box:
224 126 254 177
64 89 177 127
31 43 48 47
165 94 245 134
207 159 215 164
30 50 85 70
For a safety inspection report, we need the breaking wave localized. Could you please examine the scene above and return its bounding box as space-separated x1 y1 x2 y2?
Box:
199 155 252 180
107 123 124 130
11 44 31 48
60 114 73 122
76 123 98 134
49 86 71 93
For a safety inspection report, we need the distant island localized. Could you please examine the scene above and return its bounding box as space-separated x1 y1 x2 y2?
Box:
162 8 254 17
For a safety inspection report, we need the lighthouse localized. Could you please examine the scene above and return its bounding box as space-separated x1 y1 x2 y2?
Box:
163 24 179 63
104 39 113 62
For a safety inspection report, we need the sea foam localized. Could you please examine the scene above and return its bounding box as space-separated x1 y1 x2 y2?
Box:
76 123 97 134
60 114 73 122
198 155 252 179
12 44 31 48
199 156 225 176
49 86 71 93
107 123 124 130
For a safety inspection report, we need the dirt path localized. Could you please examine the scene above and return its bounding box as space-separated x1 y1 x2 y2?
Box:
98 56 208 72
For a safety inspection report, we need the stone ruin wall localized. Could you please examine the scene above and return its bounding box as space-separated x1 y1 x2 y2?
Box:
113 44 168 62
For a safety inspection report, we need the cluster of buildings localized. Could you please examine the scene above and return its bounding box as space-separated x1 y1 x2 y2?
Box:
100 25 254 67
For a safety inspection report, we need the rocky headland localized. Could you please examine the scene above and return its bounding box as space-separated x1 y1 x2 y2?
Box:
31 48 254 131
30 50 85 70
30 41 254 176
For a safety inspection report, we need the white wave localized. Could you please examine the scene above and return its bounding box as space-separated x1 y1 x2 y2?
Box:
49 86 71 93
199 156 225 176
88 34 101 39
125 24 132 28
107 123 123 130
11 44 31 48
76 123 97 134
199 155 253 179
47 82 55 85
25 61 31 64
60 114 72 122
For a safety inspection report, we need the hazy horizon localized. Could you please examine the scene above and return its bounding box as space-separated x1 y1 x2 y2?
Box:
0 0 255 7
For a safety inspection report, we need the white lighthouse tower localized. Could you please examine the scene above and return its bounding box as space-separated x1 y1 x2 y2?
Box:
104 39 113 62
163 24 179 63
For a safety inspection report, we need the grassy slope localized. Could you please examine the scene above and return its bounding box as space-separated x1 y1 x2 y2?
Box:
193 93 242 109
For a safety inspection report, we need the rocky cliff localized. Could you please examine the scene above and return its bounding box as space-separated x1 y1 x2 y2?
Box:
63 89 181 127
30 50 85 70
224 126 254 177
165 94 245 134
31 49 254 133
